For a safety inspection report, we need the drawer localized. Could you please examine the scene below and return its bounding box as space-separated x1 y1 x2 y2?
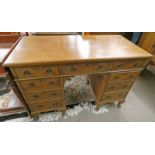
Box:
12 65 60 79
29 99 64 112
86 62 112 72
101 91 127 103
25 90 62 103
105 81 133 93
109 71 140 82
17 77 61 92
61 63 85 75
113 59 146 70
61 62 112 75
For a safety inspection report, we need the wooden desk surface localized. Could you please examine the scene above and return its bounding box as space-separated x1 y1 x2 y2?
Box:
3 35 152 67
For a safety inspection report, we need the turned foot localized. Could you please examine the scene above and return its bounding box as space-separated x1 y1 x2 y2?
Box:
31 113 39 120
117 101 124 108
95 105 100 111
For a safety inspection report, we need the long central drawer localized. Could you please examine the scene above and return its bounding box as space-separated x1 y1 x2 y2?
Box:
60 62 112 75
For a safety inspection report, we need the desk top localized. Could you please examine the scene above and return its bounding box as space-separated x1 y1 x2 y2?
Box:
3 35 152 67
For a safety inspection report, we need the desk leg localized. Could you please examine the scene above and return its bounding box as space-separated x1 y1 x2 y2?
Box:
95 105 100 111
117 101 124 108
31 113 39 120
60 109 65 116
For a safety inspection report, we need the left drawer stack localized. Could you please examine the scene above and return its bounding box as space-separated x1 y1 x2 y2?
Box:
10 65 65 116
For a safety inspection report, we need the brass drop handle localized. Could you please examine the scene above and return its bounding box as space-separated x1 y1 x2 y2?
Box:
70 66 77 71
133 63 139 67
96 65 103 70
49 81 54 85
46 68 52 73
29 83 35 87
114 76 119 79
24 70 30 75
118 64 123 68
51 92 57 96
33 95 39 98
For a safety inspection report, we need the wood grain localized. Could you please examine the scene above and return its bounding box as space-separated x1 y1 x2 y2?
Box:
3 35 152 67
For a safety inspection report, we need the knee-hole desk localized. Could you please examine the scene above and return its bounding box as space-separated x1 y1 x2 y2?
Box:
3 35 152 117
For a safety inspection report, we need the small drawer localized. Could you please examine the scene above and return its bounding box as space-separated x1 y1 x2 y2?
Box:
105 81 133 93
109 71 140 82
86 62 112 72
61 62 112 75
113 59 146 70
13 65 60 79
61 63 86 75
29 99 64 112
25 90 62 103
17 77 61 92
101 91 127 103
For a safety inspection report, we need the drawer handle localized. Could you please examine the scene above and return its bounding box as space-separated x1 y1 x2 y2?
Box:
51 92 57 96
33 95 39 98
118 64 123 68
49 81 54 85
24 70 30 75
118 94 123 97
46 68 52 73
133 63 139 67
114 76 119 79
70 66 77 71
29 83 35 87
96 65 103 70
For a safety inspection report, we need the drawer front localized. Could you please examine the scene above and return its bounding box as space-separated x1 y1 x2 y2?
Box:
25 90 62 103
13 65 60 79
61 62 112 75
18 78 61 92
61 63 85 75
101 91 127 103
109 71 140 82
113 59 146 70
86 62 112 72
105 81 133 93
29 99 64 112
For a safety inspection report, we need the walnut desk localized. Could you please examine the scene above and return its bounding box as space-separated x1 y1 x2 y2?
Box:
3 35 152 117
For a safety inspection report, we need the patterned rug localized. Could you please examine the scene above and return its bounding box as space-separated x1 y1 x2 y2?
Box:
64 75 95 105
